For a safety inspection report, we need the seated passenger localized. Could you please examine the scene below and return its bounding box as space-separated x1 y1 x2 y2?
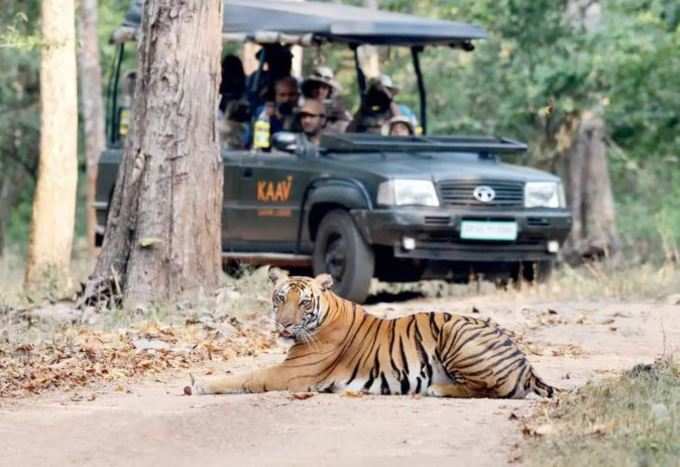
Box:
246 44 294 110
396 103 422 135
299 100 327 146
347 74 400 134
383 116 415 136
250 76 300 150
218 54 250 149
302 66 351 134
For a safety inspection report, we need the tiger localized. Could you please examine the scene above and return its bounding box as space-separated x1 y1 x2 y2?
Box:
189 271 558 399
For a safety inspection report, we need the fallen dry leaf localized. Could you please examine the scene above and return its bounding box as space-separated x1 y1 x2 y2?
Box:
0 316 276 399
341 389 365 398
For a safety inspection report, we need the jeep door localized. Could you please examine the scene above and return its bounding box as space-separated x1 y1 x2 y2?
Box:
221 149 247 252
233 150 315 252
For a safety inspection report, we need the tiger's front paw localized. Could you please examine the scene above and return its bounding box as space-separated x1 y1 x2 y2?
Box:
184 373 207 396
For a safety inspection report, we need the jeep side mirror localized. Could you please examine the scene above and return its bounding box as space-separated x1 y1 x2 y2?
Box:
272 132 318 159
272 131 299 153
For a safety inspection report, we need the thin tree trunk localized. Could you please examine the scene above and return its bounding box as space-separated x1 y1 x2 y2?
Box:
77 0 106 256
25 0 78 294
358 0 380 78
83 0 224 307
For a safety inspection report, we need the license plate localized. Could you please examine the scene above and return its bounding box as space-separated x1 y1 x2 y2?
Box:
460 221 518 241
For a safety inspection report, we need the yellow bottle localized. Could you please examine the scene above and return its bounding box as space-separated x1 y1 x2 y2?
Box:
253 117 271 150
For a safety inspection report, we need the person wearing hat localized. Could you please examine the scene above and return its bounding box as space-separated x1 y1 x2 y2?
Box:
298 99 327 146
383 115 416 137
348 74 421 135
347 74 402 134
302 66 351 133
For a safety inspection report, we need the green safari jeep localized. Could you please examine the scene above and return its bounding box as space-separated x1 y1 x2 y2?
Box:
96 0 572 303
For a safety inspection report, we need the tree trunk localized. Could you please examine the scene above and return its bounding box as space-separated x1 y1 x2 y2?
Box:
358 0 380 78
83 0 224 308
560 0 620 262
562 112 620 261
25 0 79 294
77 0 106 256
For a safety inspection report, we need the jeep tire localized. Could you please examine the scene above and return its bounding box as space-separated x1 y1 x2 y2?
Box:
313 209 374 303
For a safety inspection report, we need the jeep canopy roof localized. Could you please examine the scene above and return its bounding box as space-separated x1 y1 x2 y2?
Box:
113 0 487 47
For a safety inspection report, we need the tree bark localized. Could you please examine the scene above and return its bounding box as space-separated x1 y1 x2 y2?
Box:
561 112 620 261
84 0 224 307
358 0 380 78
77 0 106 256
25 0 79 294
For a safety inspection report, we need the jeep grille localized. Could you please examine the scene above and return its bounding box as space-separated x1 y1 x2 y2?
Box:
437 180 524 207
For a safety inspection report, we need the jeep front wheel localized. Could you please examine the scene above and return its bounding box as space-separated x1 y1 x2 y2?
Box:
312 209 374 303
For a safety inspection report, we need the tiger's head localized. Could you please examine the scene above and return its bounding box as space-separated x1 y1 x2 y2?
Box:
268 269 334 343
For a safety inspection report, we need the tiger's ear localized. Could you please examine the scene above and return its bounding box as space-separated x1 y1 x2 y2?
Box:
268 267 285 285
314 273 334 291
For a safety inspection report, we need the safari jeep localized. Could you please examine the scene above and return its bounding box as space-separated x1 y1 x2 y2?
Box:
96 0 572 303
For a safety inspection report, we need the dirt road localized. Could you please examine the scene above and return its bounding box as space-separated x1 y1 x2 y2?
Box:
1 296 677 467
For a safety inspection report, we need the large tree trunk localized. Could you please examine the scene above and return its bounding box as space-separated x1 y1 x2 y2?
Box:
561 112 620 261
25 0 78 294
83 0 224 307
77 0 106 256
560 0 620 262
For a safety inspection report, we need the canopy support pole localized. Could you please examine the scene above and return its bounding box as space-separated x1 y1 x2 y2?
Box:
411 46 427 135
248 47 267 109
352 45 367 98
107 43 125 144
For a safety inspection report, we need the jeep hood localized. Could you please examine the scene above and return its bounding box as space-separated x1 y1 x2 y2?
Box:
324 151 560 183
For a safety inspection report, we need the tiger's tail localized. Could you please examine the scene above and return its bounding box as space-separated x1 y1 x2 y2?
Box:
529 369 561 398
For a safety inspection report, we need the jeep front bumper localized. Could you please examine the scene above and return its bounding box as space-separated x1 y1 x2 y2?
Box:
351 207 572 262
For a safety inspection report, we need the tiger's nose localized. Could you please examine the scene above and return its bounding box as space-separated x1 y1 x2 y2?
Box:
279 329 294 338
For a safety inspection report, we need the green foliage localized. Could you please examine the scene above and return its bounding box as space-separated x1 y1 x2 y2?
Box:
0 0 127 252
0 1 41 251
0 12 42 50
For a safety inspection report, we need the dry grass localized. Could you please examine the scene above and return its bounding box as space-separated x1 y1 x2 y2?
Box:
524 357 680 467
538 261 680 302
379 260 680 304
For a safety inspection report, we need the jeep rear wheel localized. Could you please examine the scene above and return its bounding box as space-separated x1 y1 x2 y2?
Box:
313 209 374 303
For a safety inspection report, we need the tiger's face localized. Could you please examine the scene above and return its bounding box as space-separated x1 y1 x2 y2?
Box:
269 271 334 343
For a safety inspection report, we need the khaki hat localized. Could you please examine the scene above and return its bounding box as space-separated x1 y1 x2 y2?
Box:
382 115 415 136
303 66 342 93
368 74 400 97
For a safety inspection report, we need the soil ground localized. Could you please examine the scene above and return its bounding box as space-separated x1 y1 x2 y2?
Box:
1 295 677 467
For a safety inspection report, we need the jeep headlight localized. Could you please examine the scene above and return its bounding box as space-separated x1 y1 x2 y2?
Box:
377 179 439 207
525 182 566 208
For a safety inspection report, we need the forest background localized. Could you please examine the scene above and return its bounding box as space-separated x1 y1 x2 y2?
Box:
1 0 678 265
